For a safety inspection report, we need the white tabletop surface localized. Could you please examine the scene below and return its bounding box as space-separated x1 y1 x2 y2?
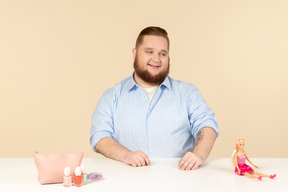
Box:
0 158 287 192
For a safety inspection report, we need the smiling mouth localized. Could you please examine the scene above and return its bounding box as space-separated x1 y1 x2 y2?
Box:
148 64 160 68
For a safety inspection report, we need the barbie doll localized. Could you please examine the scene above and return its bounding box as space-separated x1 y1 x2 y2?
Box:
232 139 276 180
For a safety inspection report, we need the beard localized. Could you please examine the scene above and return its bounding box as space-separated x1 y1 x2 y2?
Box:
133 55 170 85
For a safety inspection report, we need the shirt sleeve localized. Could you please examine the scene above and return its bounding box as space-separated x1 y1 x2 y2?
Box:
187 85 219 139
90 89 115 152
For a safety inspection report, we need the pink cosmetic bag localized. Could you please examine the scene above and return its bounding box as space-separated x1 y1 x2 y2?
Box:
33 151 84 184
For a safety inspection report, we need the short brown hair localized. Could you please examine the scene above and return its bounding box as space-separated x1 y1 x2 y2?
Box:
135 26 170 50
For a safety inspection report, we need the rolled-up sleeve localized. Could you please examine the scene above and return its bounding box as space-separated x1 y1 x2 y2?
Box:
90 89 115 152
188 86 219 139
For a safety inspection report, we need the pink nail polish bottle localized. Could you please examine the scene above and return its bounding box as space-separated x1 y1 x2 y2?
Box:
63 166 72 187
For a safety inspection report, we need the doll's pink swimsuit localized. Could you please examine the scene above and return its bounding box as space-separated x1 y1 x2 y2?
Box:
235 155 254 175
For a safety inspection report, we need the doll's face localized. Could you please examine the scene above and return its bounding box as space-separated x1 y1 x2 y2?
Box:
238 140 245 151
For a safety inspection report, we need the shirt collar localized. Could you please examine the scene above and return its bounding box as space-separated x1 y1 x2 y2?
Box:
160 76 171 90
127 73 171 92
127 73 138 91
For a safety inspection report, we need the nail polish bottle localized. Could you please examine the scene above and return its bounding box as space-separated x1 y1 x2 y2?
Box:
63 166 72 187
81 165 87 185
74 167 82 187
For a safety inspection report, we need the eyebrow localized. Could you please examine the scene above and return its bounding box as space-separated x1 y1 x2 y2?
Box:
144 48 168 53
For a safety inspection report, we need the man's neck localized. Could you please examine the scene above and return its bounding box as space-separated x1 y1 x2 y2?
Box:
133 73 160 88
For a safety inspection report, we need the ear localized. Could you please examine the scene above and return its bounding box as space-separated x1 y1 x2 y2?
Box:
132 48 137 60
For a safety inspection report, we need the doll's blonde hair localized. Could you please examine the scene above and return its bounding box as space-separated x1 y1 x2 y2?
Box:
232 139 245 165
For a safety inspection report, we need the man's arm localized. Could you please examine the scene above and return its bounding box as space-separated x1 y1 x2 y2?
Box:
96 137 151 167
178 127 217 170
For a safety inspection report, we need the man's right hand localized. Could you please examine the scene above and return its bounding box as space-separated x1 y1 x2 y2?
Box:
95 137 150 167
123 150 151 167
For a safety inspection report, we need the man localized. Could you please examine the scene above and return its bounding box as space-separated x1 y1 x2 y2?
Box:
90 26 219 171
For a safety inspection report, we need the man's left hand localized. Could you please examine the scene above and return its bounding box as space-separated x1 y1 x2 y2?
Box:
178 152 204 171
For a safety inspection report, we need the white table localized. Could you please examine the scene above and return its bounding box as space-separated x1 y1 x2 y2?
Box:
0 158 287 192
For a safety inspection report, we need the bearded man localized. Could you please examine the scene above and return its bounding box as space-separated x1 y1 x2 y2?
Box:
90 26 219 171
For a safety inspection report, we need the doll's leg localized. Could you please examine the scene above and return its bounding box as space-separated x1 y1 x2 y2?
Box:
254 171 276 179
254 171 269 177
243 172 262 180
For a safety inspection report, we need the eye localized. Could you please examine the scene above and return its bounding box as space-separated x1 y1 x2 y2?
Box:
161 53 166 56
146 50 153 54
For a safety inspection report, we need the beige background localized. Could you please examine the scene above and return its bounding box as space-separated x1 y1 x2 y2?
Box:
1 0 287 158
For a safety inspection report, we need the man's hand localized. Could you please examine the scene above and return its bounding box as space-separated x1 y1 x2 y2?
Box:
178 127 217 171
178 151 204 171
96 137 151 167
123 150 151 167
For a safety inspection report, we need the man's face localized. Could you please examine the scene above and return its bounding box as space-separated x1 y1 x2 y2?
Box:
133 35 170 85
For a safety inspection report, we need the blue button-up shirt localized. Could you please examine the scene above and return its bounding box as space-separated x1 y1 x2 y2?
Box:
90 75 219 158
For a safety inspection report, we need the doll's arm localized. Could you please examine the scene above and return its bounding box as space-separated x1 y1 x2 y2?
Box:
234 155 241 173
245 154 258 168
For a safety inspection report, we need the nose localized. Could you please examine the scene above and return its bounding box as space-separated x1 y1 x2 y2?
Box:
151 53 160 63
